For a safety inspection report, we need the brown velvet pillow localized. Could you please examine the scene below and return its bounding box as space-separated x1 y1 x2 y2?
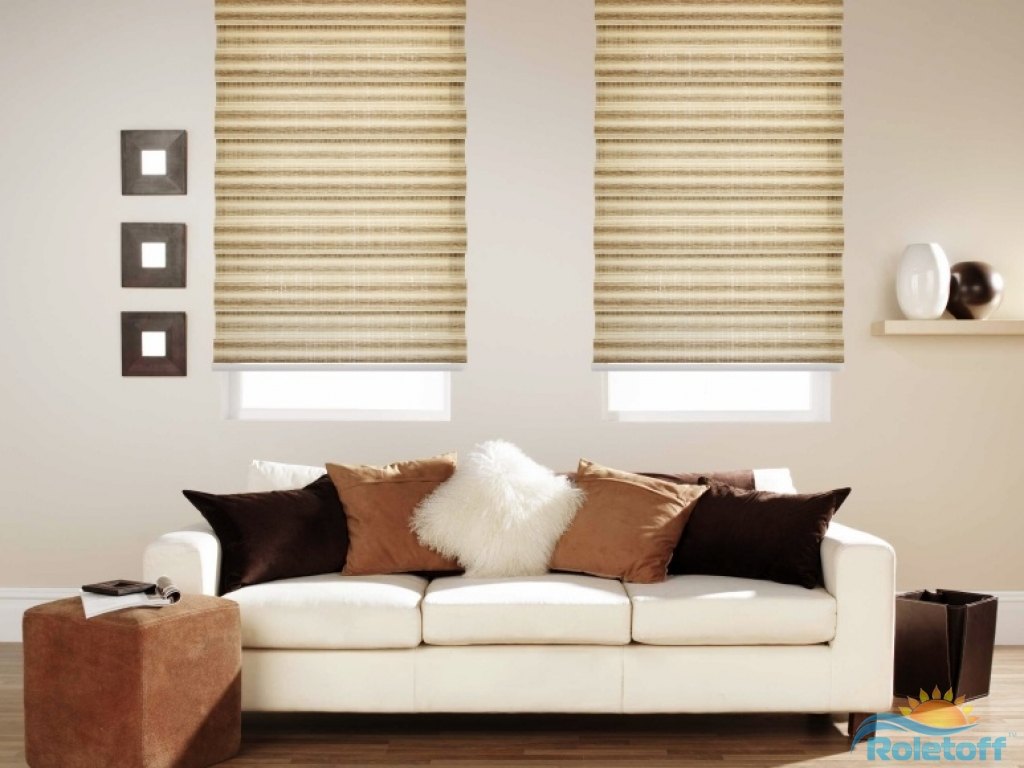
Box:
562 470 755 490
328 454 460 576
550 460 706 584
640 470 755 490
668 483 851 588
183 475 347 595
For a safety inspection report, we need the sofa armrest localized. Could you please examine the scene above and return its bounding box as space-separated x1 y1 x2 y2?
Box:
142 523 222 597
821 521 896 712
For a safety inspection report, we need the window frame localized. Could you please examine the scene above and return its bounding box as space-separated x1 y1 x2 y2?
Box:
601 369 832 424
224 369 453 422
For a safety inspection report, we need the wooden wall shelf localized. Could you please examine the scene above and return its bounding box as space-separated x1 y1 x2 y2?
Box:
872 320 1024 336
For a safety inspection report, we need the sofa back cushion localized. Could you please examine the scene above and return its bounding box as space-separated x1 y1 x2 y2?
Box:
250 462 791 494
328 454 460 576
550 460 706 584
752 468 797 494
246 460 324 492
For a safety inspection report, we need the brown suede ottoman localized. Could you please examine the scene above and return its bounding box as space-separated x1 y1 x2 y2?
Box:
23 595 241 768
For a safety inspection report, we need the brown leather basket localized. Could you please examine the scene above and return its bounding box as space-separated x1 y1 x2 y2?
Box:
894 589 998 702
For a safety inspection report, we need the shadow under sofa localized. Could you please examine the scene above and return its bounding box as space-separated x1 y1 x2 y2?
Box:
143 468 895 725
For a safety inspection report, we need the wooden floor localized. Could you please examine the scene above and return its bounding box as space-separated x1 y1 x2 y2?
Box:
2 644 1022 767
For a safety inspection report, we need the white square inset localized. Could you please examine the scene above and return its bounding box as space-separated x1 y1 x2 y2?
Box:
140 150 167 176
141 331 167 357
140 242 167 269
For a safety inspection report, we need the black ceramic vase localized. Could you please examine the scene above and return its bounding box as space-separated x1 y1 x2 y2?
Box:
947 261 1004 320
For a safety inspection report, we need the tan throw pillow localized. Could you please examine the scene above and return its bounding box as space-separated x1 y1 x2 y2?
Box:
327 454 460 576
550 459 706 584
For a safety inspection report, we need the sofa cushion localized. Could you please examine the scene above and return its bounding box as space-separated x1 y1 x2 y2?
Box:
227 573 428 649
625 575 836 645
752 468 797 494
422 575 631 645
246 460 324 491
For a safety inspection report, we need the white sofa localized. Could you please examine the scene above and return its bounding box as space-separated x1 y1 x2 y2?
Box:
143 468 895 721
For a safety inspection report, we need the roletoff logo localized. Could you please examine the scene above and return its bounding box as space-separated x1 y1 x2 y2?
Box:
851 686 1006 762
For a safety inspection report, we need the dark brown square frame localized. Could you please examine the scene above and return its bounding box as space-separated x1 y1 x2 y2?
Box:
121 130 187 195
121 223 187 288
121 312 187 377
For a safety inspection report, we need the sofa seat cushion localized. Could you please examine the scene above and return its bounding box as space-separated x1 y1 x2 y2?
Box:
227 573 428 649
422 575 631 645
625 575 836 646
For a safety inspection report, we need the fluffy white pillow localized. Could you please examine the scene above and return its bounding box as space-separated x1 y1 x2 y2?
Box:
412 441 583 577
246 460 324 492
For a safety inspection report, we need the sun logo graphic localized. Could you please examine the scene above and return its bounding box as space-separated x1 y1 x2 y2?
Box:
898 687 978 729
851 686 1006 762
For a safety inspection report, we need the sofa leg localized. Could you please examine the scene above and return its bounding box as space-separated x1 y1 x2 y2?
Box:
848 712 875 746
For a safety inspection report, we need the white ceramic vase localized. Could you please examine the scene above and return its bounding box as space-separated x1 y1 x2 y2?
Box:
896 243 951 320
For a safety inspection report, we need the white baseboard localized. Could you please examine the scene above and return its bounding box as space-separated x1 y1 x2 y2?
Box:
1 588 1023 644
0 588 79 642
991 591 1024 646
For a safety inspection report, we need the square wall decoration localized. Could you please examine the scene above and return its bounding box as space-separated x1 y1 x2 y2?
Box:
121 130 187 195
121 223 186 288
121 312 187 376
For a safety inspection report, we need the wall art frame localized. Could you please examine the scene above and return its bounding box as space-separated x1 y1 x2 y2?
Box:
120 130 187 195
121 312 187 376
121 223 187 288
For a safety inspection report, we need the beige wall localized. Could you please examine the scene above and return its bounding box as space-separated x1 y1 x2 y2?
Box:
1 0 1022 590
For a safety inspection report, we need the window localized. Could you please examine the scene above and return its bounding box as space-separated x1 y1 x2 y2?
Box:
213 0 467 366
604 371 830 423
213 2 464 421
593 2 842 422
226 371 450 422
593 0 844 366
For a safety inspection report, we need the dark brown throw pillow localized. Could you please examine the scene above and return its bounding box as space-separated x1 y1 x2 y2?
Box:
668 483 850 589
183 475 348 595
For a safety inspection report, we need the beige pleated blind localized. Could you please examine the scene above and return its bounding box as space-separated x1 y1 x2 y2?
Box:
594 0 844 365
214 0 466 365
